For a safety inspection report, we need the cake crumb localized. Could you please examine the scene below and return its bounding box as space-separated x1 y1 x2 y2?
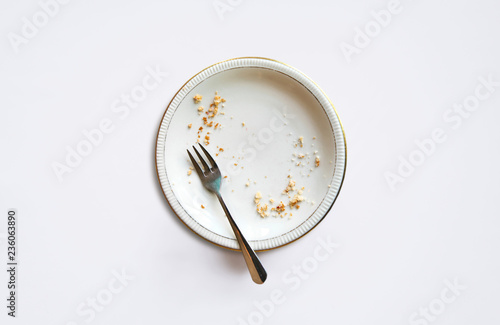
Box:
201 204 205 209
289 193 304 209
254 191 262 204
193 94 202 103
188 123 192 128
315 156 320 167
298 136 304 147
257 203 269 218
275 201 286 213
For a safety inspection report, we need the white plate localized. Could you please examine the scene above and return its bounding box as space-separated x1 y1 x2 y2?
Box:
156 57 346 251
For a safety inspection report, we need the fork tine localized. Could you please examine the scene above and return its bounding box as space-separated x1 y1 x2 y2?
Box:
192 145 210 173
198 143 219 170
187 149 204 178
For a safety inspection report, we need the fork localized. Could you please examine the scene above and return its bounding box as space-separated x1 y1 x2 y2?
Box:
187 143 267 284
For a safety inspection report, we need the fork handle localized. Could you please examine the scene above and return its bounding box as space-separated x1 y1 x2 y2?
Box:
216 194 267 284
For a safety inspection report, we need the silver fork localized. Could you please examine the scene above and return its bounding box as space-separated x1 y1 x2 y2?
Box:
187 143 267 284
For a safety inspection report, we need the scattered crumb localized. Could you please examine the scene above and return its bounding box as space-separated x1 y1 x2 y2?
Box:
298 136 304 147
242 122 245 127
257 203 269 218
193 94 202 103
188 123 192 128
254 191 262 204
284 179 296 194
245 182 250 187
187 170 192 176
315 156 320 167
275 201 286 213
201 204 205 209
289 193 304 209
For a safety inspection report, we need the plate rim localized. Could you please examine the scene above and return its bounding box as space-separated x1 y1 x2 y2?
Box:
155 56 347 252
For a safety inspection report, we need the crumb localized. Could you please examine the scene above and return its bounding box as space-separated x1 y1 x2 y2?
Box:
245 182 249 187
289 193 304 209
242 122 245 127
276 201 286 213
298 136 304 147
298 154 305 159
269 198 275 203
257 203 269 218
201 204 205 209
198 106 204 112
219 148 224 152
313 136 316 140
254 191 262 204
193 94 202 103
224 176 227 179
315 156 320 167
187 170 192 176
188 123 192 128
283 179 296 194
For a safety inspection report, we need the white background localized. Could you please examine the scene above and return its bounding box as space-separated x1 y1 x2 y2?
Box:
1 0 499 324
